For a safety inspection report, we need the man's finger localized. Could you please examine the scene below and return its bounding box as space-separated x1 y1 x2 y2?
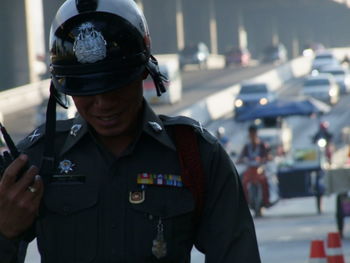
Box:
26 175 44 201
0 154 28 188
14 166 39 194
21 175 44 213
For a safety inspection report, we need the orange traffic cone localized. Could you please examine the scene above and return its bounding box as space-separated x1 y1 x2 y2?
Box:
326 232 345 263
309 240 327 263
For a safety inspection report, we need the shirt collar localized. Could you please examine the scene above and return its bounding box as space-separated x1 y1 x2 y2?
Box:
59 100 176 156
141 100 176 151
59 115 89 156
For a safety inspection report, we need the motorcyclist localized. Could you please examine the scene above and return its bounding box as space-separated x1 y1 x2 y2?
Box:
312 121 334 165
237 124 272 216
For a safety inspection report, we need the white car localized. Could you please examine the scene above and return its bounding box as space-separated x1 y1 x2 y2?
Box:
319 65 350 94
302 74 340 105
311 51 340 73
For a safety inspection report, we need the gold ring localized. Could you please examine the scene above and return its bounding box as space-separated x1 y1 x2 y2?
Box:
28 186 37 193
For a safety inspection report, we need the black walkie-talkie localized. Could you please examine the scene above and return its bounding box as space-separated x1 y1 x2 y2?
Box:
0 122 29 180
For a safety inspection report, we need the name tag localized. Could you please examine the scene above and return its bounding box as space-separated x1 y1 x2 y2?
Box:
50 174 86 183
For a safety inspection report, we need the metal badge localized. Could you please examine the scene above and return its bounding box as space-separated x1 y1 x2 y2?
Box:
70 124 82 137
73 22 107 64
58 159 75 174
129 191 145 204
148 121 163 133
28 129 41 142
152 218 167 259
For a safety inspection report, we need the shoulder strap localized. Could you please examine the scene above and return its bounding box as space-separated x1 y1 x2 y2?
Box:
173 125 205 221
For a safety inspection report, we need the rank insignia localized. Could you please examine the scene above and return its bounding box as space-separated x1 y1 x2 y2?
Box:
148 121 163 133
28 129 41 142
129 190 145 204
70 124 82 136
58 159 75 174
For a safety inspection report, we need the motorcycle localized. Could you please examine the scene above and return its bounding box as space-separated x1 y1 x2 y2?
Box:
313 136 334 166
241 159 270 217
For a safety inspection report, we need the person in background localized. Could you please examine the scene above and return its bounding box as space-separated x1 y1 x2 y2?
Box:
237 124 272 215
312 121 334 165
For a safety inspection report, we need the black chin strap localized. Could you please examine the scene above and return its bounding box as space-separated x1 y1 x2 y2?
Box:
39 81 57 175
145 55 168 97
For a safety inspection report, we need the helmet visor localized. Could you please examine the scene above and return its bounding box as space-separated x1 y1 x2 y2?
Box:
54 65 145 96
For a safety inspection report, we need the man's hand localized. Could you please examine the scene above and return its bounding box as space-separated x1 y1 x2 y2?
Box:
0 154 43 239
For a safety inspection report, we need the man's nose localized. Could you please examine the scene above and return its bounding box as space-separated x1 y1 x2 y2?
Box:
93 92 114 106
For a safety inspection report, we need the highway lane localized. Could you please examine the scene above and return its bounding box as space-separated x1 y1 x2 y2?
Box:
152 64 276 115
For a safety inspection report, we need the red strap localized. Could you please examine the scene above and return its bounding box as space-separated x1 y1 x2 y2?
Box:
173 125 205 220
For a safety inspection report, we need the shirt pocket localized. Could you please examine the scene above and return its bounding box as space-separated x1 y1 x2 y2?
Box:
37 183 99 263
127 187 195 262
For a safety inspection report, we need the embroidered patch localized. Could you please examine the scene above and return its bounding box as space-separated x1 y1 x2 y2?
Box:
137 173 183 187
70 124 82 137
58 159 75 174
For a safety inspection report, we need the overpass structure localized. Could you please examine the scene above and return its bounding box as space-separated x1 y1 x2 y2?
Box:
1 0 350 91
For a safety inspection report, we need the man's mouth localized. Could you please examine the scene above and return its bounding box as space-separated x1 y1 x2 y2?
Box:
96 114 118 121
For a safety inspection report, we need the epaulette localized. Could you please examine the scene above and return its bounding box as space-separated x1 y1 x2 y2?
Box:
17 119 74 151
159 115 217 144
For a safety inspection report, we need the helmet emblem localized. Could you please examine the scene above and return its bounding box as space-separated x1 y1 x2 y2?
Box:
73 22 107 64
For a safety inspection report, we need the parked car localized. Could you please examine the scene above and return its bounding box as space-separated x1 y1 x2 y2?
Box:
302 74 340 105
143 55 182 104
234 82 277 120
261 44 288 64
311 51 340 74
179 42 209 70
224 47 251 67
318 65 350 94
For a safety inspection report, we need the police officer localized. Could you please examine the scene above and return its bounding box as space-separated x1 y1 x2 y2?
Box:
0 0 261 262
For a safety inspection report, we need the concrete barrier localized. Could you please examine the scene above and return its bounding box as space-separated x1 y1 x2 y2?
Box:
0 79 50 115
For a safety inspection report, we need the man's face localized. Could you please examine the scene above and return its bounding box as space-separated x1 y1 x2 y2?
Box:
249 130 258 143
72 78 144 138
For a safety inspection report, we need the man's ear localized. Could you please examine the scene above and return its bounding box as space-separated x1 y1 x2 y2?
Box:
142 70 149 80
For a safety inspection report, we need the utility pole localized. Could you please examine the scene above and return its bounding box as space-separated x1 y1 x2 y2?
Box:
24 0 46 83
176 0 185 51
208 0 218 54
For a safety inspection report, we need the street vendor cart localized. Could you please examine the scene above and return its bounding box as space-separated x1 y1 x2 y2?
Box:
277 146 326 213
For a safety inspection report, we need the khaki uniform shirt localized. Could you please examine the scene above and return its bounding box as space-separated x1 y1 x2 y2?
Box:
0 101 261 263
